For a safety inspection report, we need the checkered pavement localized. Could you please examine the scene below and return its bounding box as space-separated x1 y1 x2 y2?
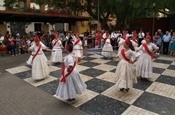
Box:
5 52 175 115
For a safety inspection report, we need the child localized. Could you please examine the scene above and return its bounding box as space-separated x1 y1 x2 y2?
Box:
115 38 140 92
56 42 86 102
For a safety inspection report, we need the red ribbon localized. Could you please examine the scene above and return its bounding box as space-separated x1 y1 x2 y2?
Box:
121 49 130 62
74 39 80 46
60 61 76 83
142 43 155 59
32 44 41 64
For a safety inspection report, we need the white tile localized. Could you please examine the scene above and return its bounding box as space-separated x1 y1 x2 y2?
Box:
122 105 159 115
24 76 58 87
102 85 144 104
152 63 169 69
146 82 175 99
80 74 93 82
162 69 175 77
76 65 89 71
49 66 61 72
6 66 31 74
96 72 116 83
148 73 160 81
157 56 175 61
90 58 110 64
54 89 99 107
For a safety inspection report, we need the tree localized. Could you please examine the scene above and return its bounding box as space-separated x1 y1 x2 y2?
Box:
31 0 48 11
46 0 175 30
4 0 17 10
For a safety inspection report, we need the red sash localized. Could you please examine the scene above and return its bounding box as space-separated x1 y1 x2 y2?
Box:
60 61 76 83
142 43 155 59
121 49 130 62
74 39 80 46
53 39 59 46
32 44 41 64
133 39 138 44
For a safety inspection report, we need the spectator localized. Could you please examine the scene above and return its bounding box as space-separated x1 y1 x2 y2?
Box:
162 31 171 54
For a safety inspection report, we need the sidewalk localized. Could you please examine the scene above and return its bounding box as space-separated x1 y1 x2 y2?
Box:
0 72 87 115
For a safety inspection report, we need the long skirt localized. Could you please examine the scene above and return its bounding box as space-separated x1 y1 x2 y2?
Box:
115 60 137 89
56 69 87 100
32 54 50 80
50 49 62 63
136 53 153 78
101 44 113 57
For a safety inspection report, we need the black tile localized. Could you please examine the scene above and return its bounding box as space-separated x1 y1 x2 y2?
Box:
156 75 175 86
50 69 62 79
85 78 114 93
80 68 106 77
154 59 172 64
82 56 96 61
133 92 175 115
167 65 175 70
79 95 129 115
133 79 153 91
105 60 119 66
37 80 59 95
52 63 62 68
110 69 116 73
79 62 100 67
15 70 31 79
153 67 165 74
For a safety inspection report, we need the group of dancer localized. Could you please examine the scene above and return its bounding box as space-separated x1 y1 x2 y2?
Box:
26 30 159 103
100 32 159 92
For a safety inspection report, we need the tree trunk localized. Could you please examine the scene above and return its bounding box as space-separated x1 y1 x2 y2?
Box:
40 4 45 12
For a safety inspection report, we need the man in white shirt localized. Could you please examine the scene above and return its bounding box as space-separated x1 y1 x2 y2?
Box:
138 29 145 46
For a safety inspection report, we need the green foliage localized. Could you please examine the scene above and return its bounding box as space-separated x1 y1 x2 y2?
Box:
44 0 175 29
4 0 17 9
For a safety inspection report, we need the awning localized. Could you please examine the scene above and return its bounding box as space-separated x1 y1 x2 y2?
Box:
0 10 90 23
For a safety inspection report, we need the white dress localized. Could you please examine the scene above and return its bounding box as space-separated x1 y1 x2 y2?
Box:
73 38 83 58
56 54 87 100
101 38 113 57
50 39 62 63
29 43 50 80
131 39 139 51
117 37 125 55
115 49 139 89
136 43 159 78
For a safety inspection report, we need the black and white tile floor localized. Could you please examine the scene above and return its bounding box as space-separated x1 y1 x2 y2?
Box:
6 52 175 115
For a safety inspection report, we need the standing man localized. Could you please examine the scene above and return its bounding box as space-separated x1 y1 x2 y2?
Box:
138 29 145 46
162 31 171 54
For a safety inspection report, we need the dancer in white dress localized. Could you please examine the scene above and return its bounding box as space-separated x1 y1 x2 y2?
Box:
130 36 139 51
56 42 86 102
28 37 53 80
117 35 125 55
136 34 159 79
50 34 63 63
115 38 140 92
101 35 113 58
73 34 83 60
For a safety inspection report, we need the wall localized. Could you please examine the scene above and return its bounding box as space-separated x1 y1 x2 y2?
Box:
128 18 169 34
0 0 5 11
0 24 7 35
